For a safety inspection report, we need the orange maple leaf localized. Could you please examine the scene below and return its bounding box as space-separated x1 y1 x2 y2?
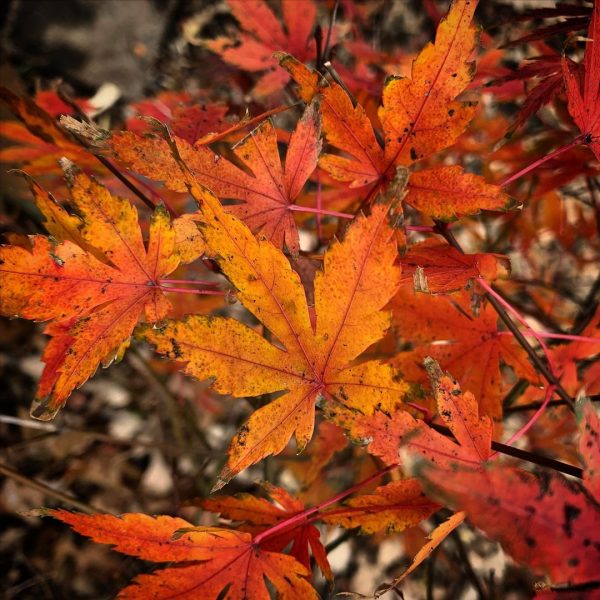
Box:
320 479 440 534
140 154 409 488
205 0 317 97
111 102 321 254
399 238 510 294
374 511 466 596
390 287 540 419
49 510 318 599
340 359 492 469
126 91 232 145
199 482 332 580
0 162 204 419
0 88 100 179
278 0 510 220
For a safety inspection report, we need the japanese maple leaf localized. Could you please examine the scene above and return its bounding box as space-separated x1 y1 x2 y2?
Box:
490 53 568 131
563 2 600 161
140 158 409 488
0 88 99 178
205 0 317 97
547 312 600 397
399 239 510 294
320 480 440 535
126 91 231 145
375 511 465 595
416 463 600 586
0 162 203 419
111 102 321 253
49 511 317 599
278 0 510 220
340 359 492 470
390 287 540 419
199 482 332 580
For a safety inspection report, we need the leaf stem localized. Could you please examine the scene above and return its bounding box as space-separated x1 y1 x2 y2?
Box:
158 285 225 296
288 204 354 219
499 135 584 188
406 225 436 232
498 331 600 343
159 278 220 286
493 385 556 455
253 464 397 545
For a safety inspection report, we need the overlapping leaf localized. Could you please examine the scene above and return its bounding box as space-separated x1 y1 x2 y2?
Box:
400 239 510 293
374 511 466 596
416 464 600 586
278 0 510 220
390 287 540 419
562 2 600 160
0 88 99 177
343 359 492 469
111 103 321 253
50 510 317 599
0 162 203 419
320 480 440 534
199 482 331 579
141 157 409 487
205 0 317 97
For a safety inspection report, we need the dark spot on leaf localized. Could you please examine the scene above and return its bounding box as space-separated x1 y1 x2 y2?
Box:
562 504 581 538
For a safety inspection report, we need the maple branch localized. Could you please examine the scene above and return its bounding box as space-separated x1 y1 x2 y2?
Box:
0 414 188 454
53 90 168 217
504 394 600 414
481 282 573 409
323 0 340 64
94 154 160 214
323 61 358 108
253 464 398 545
449 527 488 600
0 461 103 514
428 423 583 478
432 221 574 409
572 272 600 335
499 135 585 188
314 24 323 70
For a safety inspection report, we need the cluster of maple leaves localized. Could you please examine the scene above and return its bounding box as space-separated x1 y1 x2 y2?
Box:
0 0 599 597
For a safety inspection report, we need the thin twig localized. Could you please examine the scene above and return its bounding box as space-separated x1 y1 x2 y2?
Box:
505 394 599 414
0 461 103 514
450 528 488 600
428 423 583 478
94 155 160 214
323 0 340 64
